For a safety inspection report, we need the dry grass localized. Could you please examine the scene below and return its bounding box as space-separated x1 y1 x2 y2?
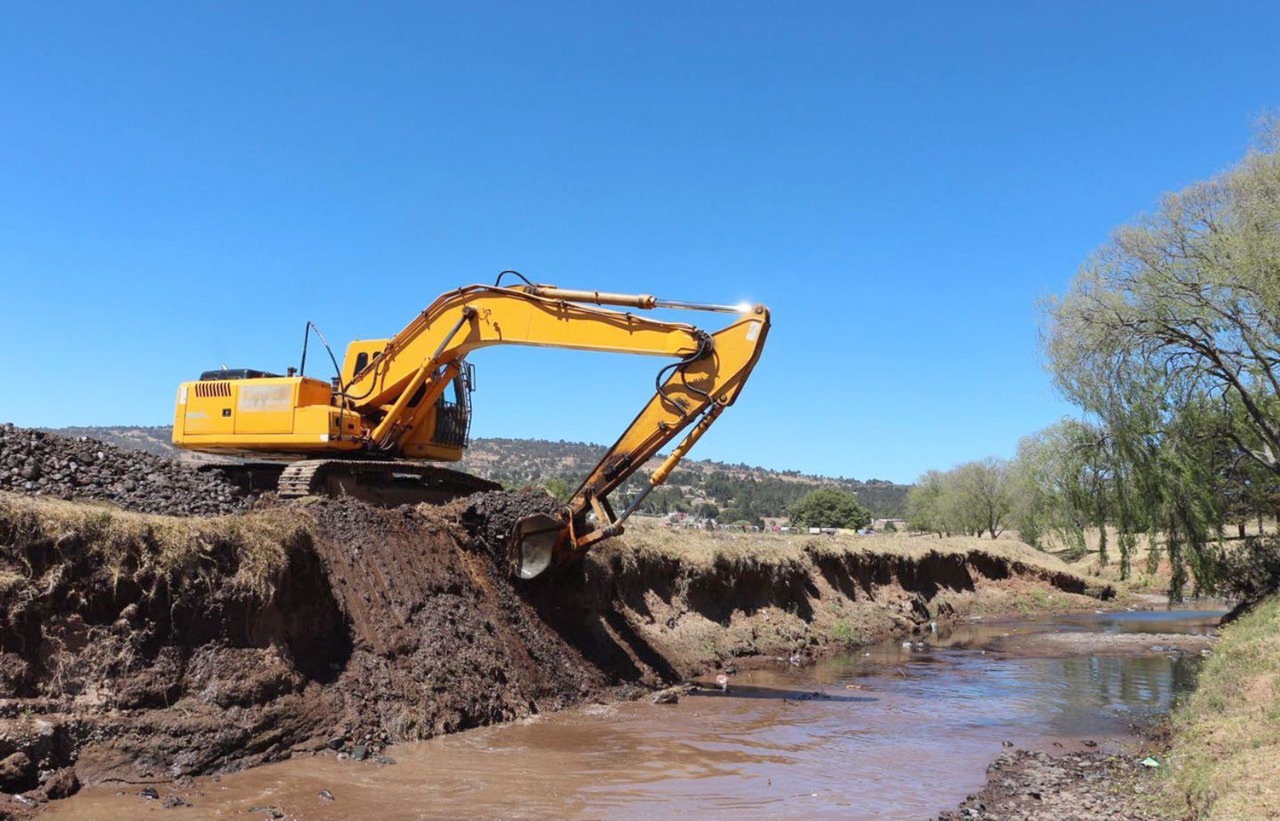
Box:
1162 594 1280 818
615 518 1096 580
0 491 310 601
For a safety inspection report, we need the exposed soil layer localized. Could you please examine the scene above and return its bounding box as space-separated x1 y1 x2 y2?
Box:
938 749 1165 820
0 477 1114 815
0 492 604 803
563 535 1116 682
306 494 601 742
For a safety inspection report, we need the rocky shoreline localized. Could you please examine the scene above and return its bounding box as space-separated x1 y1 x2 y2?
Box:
939 746 1167 820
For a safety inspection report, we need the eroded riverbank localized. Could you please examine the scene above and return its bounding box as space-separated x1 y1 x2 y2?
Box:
1 488 1117 816
44 608 1220 819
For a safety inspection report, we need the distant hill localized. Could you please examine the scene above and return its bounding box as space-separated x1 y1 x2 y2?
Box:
45 426 911 521
457 437 910 520
49 425 181 458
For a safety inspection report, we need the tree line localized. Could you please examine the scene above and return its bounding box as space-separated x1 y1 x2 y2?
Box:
908 120 1280 602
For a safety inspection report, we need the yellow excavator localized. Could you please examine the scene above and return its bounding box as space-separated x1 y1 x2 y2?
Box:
173 272 770 578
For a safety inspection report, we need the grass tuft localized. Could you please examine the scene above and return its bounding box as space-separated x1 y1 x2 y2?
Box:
0 491 310 603
612 518 1099 581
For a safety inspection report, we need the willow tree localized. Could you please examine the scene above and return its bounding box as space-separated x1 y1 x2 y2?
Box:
1014 420 1118 564
906 460 1012 539
1043 123 1280 597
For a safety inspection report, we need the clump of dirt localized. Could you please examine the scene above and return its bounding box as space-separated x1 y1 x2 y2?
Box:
308 497 602 742
0 495 344 793
459 489 559 562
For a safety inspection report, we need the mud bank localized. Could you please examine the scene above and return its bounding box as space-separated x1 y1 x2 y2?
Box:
0 490 1112 813
569 522 1116 679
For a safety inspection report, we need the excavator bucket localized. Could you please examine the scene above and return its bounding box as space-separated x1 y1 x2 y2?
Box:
508 513 566 579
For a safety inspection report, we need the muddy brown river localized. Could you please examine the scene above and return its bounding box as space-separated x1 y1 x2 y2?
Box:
49 608 1221 820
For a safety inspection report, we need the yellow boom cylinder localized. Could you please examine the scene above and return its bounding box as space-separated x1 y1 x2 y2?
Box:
651 404 724 485
526 287 658 310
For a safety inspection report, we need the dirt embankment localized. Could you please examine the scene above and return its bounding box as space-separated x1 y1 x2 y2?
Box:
0 427 1116 814
0 489 601 803
559 524 1115 680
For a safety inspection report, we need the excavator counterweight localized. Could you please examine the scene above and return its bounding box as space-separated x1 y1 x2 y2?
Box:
173 275 770 578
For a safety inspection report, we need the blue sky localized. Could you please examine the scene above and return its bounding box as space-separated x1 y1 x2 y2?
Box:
2 2 1277 483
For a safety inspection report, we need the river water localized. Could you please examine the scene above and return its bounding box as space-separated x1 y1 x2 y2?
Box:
49 608 1222 820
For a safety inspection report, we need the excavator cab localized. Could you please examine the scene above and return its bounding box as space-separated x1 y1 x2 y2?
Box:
431 364 474 450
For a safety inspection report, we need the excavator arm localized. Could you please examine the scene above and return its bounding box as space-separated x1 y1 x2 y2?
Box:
341 281 770 578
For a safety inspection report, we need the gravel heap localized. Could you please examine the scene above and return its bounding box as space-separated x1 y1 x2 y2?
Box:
0 423 248 516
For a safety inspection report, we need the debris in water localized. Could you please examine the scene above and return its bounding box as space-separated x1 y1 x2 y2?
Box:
652 688 680 705
715 673 729 692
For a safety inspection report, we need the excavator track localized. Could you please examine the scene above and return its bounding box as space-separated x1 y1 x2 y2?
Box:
276 459 501 503
276 461 328 497
201 459 500 506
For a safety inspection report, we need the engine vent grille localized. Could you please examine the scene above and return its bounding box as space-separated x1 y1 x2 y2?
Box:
195 382 232 398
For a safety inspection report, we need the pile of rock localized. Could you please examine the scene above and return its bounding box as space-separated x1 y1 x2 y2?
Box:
939 749 1163 820
0 424 247 516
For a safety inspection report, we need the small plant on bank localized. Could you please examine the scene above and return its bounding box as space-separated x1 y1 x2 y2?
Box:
830 620 856 644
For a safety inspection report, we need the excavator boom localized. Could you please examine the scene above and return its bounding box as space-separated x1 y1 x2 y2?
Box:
173 276 770 578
